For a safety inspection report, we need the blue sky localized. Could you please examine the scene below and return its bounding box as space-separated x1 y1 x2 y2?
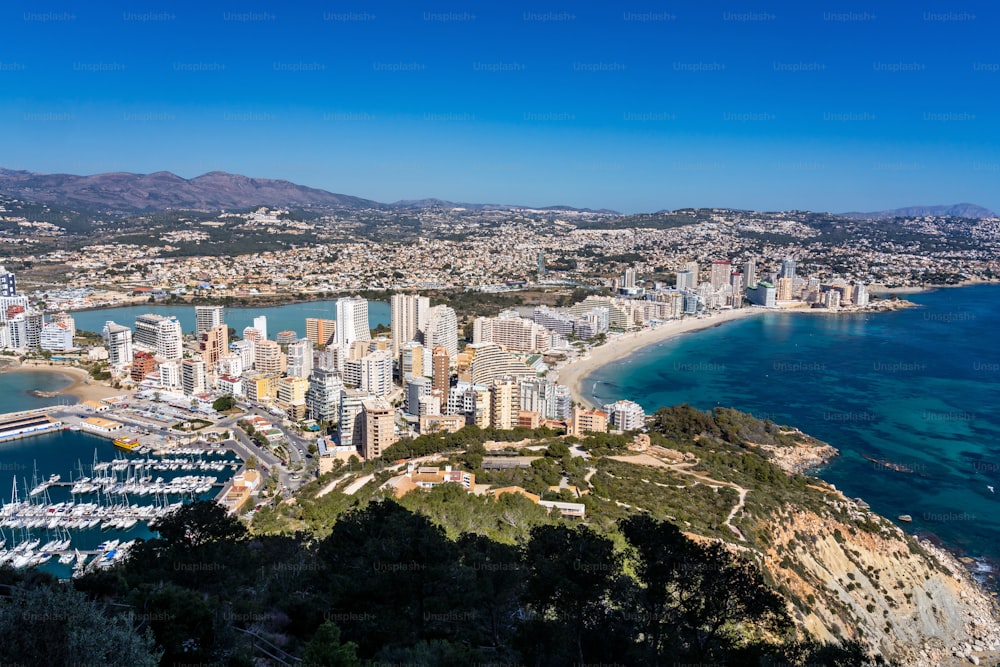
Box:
1 1 998 213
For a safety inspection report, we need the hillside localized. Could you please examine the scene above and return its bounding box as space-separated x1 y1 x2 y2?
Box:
840 204 997 220
0 167 379 212
249 405 1000 666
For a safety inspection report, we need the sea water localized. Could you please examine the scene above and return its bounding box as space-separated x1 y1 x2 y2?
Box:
586 285 1000 581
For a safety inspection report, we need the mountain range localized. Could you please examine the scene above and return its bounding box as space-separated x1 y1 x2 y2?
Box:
0 167 617 214
0 166 992 219
840 203 996 219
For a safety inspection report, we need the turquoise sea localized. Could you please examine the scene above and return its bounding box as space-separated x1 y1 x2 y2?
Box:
586 285 1000 578
70 299 391 338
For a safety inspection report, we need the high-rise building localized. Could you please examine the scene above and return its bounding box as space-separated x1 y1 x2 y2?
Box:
231 339 255 371
744 258 758 288
623 267 637 289
405 375 432 416
255 340 285 374
473 314 551 353
335 296 370 348
134 314 182 360
465 343 536 386
746 282 777 308
39 321 74 351
181 359 207 396
422 305 458 358
0 295 29 323
780 258 797 281
242 327 263 344
399 342 425 379
253 316 268 341
217 352 243 379
710 261 732 291
729 272 744 308
131 351 157 382
102 321 133 368
277 377 309 419
338 388 368 453
674 270 696 291
200 324 229 368
305 318 336 348
571 408 608 437
195 305 224 333
390 293 430 354
306 368 344 423
852 283 869 307
0 266 16 297
602 400 646 431
276 330 298 346
159 360 182 390
489 377 519 430
286 338 314 379
361 350 394 398
48 312 76 338
432 345 450 399
361 397 397 460
777 277 795 301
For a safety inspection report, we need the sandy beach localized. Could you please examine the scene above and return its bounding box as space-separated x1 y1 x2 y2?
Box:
0 360 123 403
553 308 763 408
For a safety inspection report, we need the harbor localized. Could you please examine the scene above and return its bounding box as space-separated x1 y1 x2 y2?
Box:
0 427 243 579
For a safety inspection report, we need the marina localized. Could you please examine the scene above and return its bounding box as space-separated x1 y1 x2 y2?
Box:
0 430 242 578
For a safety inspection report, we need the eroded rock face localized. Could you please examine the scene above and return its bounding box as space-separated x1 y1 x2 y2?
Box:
760 502 1000 666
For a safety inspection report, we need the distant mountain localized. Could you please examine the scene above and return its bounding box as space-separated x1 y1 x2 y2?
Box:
0 167 380 212
840 203 996 220
392 197 619 214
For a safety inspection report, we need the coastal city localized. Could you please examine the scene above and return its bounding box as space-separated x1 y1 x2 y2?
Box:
0 249 899 564
4 0 1000 658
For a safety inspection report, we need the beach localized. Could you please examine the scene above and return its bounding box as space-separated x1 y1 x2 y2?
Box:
554 307 763 408
0 360 122 403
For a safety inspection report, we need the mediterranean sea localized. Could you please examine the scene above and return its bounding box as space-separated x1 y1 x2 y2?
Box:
585 285 1000 576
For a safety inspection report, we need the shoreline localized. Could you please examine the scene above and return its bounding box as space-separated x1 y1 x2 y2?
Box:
554 299 917 409
0 361 122 404
553 308 763 409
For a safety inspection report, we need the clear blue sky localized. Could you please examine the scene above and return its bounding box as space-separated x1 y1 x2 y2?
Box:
1 1 997 213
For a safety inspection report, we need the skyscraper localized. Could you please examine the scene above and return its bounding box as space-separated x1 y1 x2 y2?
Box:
853 283 870 307
0 266 16 297
675 270 696 291
423 305 458 358
305 318 336 347
102 321 133 367
744 258 758 288
134 314 182 360
361 397 397 460
195 305 224 333
181 359 208 396
780 258 797 281
287 338 314 379
255 340 285 374
360 350 393 398
390 293 430 355
306 368 344 423
335 296 370 348
623 268 637 289
432 345 450 399
200 324 229 367
253 315 268 341
710 261 732 291
338 388 368 453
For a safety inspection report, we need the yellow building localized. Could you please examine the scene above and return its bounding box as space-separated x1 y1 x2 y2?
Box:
571 408 607 437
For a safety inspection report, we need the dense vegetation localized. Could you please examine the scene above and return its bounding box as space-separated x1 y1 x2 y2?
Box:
0 405 903 665
1 501 891 666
